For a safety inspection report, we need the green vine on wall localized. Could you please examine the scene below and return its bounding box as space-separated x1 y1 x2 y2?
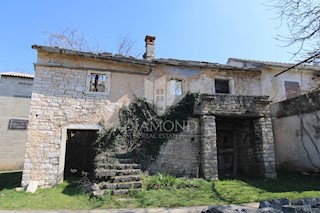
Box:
94 92 201 172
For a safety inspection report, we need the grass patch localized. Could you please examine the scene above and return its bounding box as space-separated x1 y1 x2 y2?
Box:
1 172 320 209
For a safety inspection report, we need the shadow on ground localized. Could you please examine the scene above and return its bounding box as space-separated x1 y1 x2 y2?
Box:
61 175 86 196
0 171 85 197
241 172 320 193
211 172 320 203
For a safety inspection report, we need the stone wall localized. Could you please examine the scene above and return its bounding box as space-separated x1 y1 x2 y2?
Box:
148 118 201 177
200 115 218 180
254 117 277 179
22 65 145 187
197 94 277 179
0 96 31 171
196 94 271 117
150 94 277 180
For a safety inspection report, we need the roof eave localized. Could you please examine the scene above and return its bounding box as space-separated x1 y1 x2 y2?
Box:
32 45 155 67
153 59 261 72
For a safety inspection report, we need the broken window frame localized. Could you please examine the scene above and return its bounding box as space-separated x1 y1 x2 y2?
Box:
85 71 111 94
215 79 230 94
284 80 301 99
170 79 183 96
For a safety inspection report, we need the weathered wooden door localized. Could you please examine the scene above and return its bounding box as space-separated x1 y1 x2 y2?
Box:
217 130 237 177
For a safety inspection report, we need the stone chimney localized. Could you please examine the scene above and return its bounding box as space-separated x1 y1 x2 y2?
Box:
143 35 156 60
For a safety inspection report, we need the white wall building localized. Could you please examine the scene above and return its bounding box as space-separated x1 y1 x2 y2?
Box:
0 72 34 171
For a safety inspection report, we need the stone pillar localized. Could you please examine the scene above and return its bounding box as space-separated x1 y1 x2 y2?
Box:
254 117 277 179
200 115 218 180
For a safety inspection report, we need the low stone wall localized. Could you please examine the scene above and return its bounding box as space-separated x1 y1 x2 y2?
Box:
148 118 201 177
202 197 320 213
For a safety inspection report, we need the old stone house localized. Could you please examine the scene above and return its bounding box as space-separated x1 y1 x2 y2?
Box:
21 35 318 188
0 72 34 171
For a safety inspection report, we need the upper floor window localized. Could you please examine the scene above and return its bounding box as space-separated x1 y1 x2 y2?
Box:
170 79 182 96
215 79 230 94
284 81 301 99
86 71 110 94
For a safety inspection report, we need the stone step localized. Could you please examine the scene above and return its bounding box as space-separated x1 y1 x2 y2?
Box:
95 169 142 178
118 158 134 164
99 181 142 190
103 164 142 170
114 153 132 159
111 189 140 195
112 175 141 183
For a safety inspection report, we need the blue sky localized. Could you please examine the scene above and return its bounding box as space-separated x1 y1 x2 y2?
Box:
0 0 296 74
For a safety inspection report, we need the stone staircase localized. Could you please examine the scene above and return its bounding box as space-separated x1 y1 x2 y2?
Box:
95 154 143 195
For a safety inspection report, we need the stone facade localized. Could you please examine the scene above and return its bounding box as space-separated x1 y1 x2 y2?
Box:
195 95 277 179
0 73 33 171
143 95 277 179
22 44 278 187
22 66 147 186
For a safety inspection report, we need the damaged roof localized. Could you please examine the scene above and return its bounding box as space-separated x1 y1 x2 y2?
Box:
228 58 320 72
32 45 155 67
0 72 34 79
32 45 260 72
153 58 260 72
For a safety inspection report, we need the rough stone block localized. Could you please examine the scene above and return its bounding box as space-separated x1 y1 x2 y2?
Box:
26 181 38 193
260 198 290 210
283 205 313 213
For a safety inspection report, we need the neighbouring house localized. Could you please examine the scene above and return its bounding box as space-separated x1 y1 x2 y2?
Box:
0 72 34 171
227 59 320 173
227 58 320 102
21 35 319 188
271 88 320 173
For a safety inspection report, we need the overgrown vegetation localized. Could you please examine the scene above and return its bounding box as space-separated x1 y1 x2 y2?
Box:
1 172 320 209
94 92 201 170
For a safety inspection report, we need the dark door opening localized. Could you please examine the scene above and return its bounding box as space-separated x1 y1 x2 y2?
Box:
216 117 259 179
64 129 98 179
217 129 237 178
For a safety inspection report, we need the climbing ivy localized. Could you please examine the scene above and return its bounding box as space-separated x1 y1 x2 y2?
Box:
94 92 201 172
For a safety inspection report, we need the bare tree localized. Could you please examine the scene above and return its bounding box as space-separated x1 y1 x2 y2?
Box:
273 0 320 65
45 27 92 51
44 27 137 56
117 34 136 56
